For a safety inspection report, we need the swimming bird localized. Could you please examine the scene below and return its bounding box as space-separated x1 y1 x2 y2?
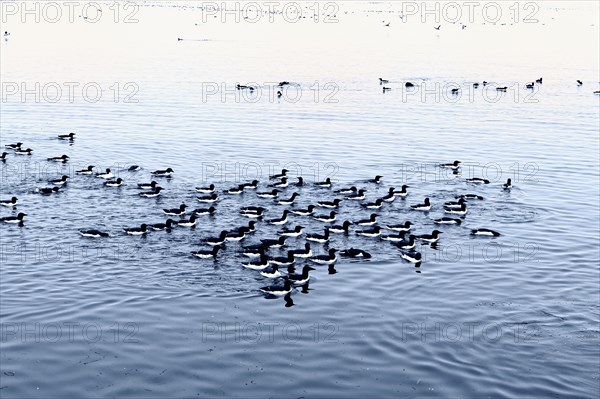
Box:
340 248 372 259
260 236 288 249
240 207 266 218
382 87 391 92
206 230 228 245
265 210 290 225
128 165 140 171
290 243 312 258
242 245 265 258
260 265 282 279
535 78 542 84
379 78 389 84
380 188 396 202
346 189 367 200
368 175 383 184
47 154 69 162
577 80 583 86
309 248 338 265
15 148 33 155
49 175 69 186
444 198 466 209
380 232 406 242
295 177 304 187
243 254 271 270
385 221 413 232
435 217 462 225
392 235 416 250
287 265 315 285
525 82 534 89
440 160 461 170
466 177 490 184
259 277 293 296
163 204 188 216
38 187 61 195
76 165 95 175
444 203 467 215
278 81 290 87
0 152 7 161
105 178 123 187
393 185 409 197
225 228 247 241
138 181 157 190
177 215 197 228
223 184 245 195
335 186 356 194
278 225 304 237
415 230 443 243
5 142 22 150
473 83 480 88
400 250 422 264
269 177 288 188
315 178 332 188
471 228 501 237
193 206 216 216
243 221 257 233
124 224 147 235
405 82 415 87
496 86 507 91
355 213 378 226
196 184 215 193
306 228 330 243
256 189 279 199
149 219 176 231
456 193 484 200
290 204 316 216
329 220 352 234
270 169 288 180
241 180 259 190
451 88 459 95
191 245 221 259
268 250 296 267
317 198 342 208
355 226 381 237
362 199 383 209
140 187 163 197
58 132 75 140
277 192 298 205
79 229 110 238
313 211 337 223
96 168 113 179
503 178 512 189
151 168 174 177
0 197 18 207
1 213 26 224
277 90 283 98
197 193 218 203
411 197 431 211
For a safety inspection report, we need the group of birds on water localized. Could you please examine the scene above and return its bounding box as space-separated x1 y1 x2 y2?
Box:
378 77 600 94
2 133 511 301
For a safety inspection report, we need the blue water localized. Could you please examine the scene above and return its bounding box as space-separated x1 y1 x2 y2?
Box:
1 2 599 398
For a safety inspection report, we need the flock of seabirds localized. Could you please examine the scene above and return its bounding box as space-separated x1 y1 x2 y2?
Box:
1 133 510 300
378 76 600 94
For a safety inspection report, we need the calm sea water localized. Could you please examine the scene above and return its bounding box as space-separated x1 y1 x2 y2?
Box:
1 2 599 398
